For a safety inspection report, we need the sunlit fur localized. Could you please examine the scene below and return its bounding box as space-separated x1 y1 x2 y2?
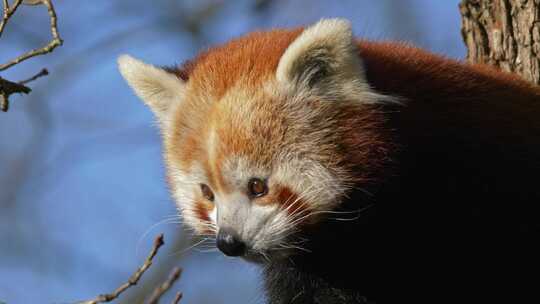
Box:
163 71 390 259
120 19 392 261
120 17 540 303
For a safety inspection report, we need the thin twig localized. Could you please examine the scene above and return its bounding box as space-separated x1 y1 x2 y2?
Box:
23 0 46 5
0 0 63 71
0 68 48 111
1 91 8 112
77 234 165 304
0 0 61 111
0 0 9 37
0 76 30 111
146 267 183 304
171 292 183 304
0 0 24 37
19 68 48 84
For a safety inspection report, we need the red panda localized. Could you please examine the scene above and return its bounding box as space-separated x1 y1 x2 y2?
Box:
118 19 540 303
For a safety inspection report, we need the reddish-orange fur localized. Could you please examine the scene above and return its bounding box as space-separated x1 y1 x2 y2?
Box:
165 27 540 229
169 28 540 200
194 197 213 229
175 29 303 98
275 186 311 221
358 41 540 135
167 29 304 185
167 31 397 216
153 25 540 302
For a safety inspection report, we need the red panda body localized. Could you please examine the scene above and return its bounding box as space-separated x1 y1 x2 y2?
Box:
119 19 540 303
361 41 540 299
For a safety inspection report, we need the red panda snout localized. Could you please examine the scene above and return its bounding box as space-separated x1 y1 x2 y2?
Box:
217 228 247 257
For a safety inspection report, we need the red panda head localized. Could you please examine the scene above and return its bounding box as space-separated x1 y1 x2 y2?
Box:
119 19 393 261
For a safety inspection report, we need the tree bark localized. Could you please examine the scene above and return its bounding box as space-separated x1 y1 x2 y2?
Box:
460 0 540 85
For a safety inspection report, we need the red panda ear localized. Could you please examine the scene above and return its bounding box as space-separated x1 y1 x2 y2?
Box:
118 54 185 124
276 19 372 102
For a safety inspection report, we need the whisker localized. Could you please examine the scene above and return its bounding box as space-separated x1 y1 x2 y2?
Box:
195 248 219 253
135 215 181 258
168 237 212 257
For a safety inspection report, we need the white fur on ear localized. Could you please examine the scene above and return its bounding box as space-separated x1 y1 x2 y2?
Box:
118 54 185 122
276 18 379 103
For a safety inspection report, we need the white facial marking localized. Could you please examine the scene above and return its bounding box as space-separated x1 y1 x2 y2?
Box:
209 207 217 223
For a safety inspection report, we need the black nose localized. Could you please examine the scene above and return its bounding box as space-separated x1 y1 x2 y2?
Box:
217 228 246 257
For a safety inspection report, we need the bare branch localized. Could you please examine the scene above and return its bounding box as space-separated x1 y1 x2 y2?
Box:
77 234 165 304
146 267 183 304
19 68 48 84
0 77 31 94
0 75 30 111
23 0 46 5
0 0 62 111
0 0 24 38
0 67 50 112
0 0 63 71
171 292 183 304
1 91 9 111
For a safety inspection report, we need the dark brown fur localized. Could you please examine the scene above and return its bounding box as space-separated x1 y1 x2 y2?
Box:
358 40 540 300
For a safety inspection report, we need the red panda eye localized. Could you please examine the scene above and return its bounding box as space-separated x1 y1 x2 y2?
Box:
248 178 268 197
200 184 215 202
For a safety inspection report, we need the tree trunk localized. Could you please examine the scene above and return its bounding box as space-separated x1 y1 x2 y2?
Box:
459 0 540 85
